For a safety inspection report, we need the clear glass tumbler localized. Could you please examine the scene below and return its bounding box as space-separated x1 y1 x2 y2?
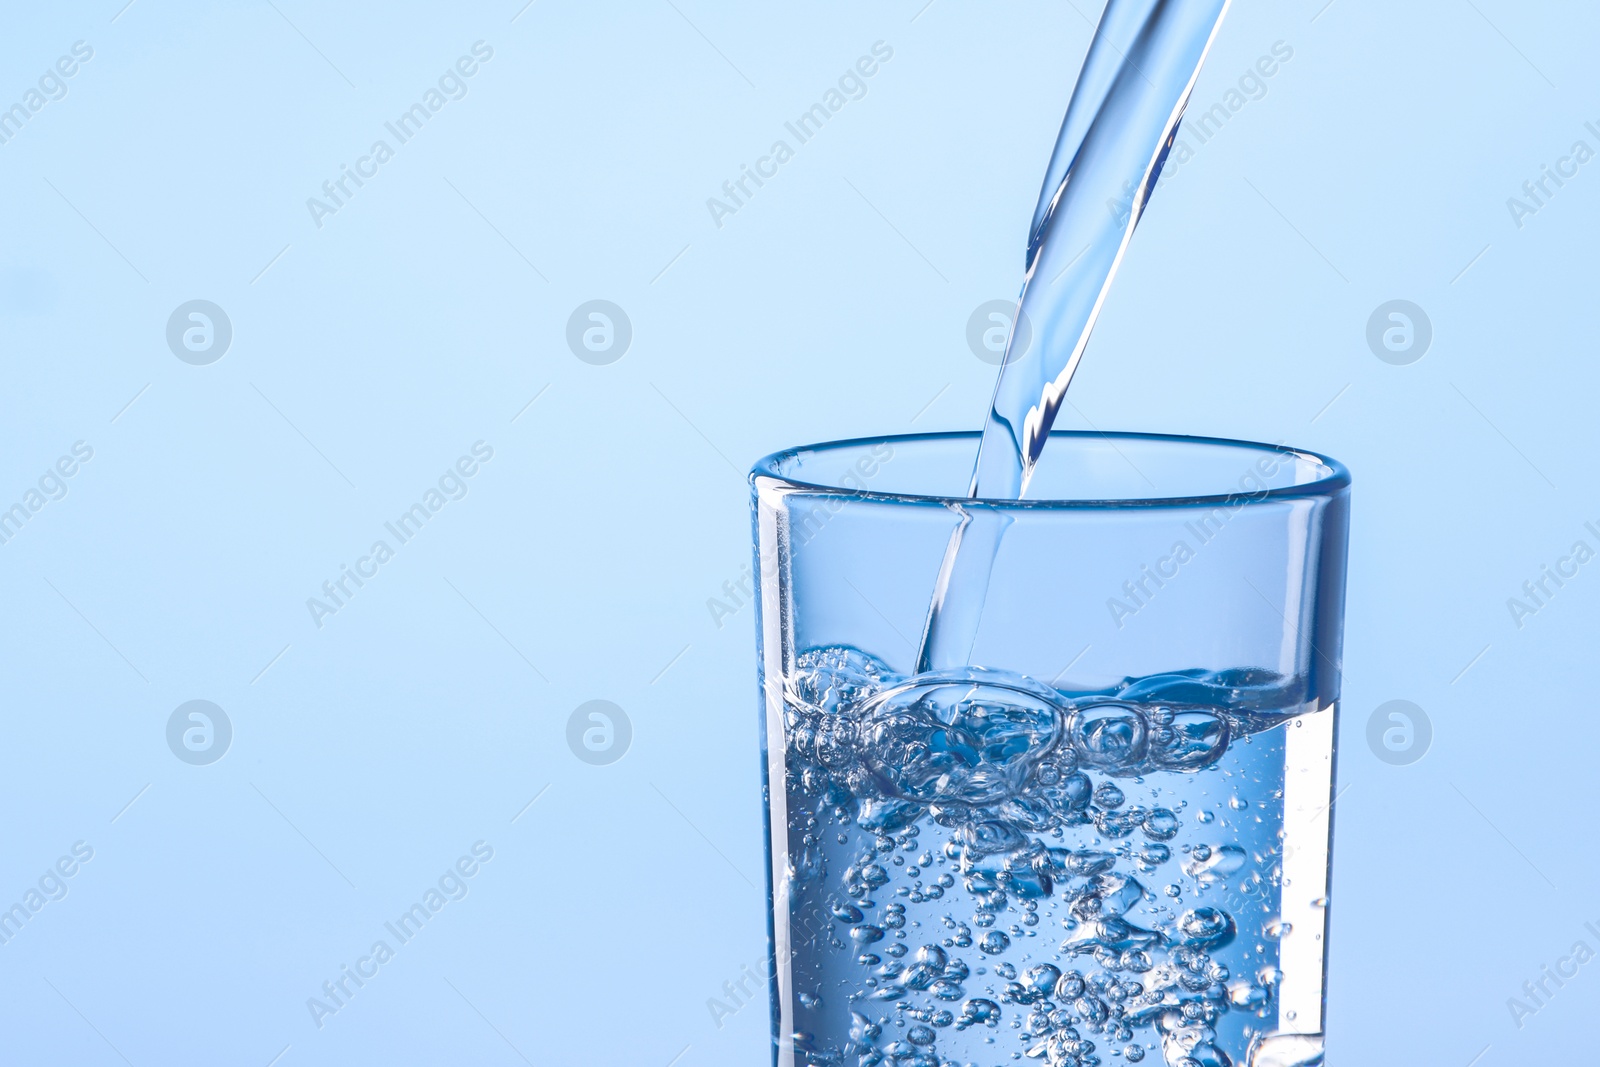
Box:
750 432 1350 1067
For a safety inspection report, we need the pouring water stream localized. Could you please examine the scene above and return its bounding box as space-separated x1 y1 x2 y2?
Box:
915 0 1233 673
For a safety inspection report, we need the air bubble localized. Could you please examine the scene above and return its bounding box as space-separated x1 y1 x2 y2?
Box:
979 931 1011 955
1183 844 1247 886
789 646 896 716
1176 907 1237 949
1142 808 1180 841
1093 782 1126 809
1069 703 1148 773
856 671 1068 805
955 998 1001 1030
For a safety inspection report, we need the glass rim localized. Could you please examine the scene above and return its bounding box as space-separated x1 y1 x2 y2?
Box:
750 430 1351 510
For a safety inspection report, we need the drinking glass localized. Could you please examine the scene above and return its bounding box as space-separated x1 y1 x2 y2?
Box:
750 431 1350 1067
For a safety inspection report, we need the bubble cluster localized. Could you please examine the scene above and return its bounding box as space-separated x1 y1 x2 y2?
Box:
774 647 1320 1067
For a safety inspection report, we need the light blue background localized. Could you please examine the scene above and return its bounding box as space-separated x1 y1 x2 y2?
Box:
2 0 1596 1063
